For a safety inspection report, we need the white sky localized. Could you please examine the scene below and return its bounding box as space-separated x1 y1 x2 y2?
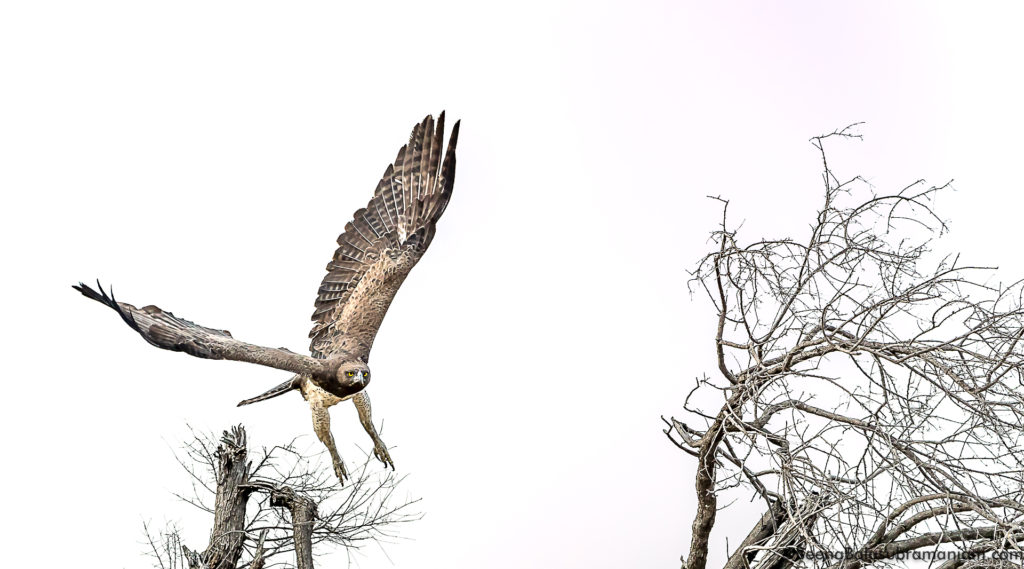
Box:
2 2 1023 568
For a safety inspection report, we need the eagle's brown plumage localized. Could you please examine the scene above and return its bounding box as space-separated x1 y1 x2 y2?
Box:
75 113 460 483
310 113 459 361
72 282 332 378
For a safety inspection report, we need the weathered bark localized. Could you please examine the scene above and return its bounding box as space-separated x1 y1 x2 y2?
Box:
204 426 252 569
271 486 318 569
179 427 252 569
247 529 267 569
175 425 322 569
755 500 821 569
182 545 209 569
722 500 788 569
684 430 722 569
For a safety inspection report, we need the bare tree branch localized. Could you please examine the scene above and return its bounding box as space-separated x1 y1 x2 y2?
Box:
722 499 788 569
143 424 420 569
674 127 1024 569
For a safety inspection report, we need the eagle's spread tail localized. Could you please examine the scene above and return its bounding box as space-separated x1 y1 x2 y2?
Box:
237 375 302 406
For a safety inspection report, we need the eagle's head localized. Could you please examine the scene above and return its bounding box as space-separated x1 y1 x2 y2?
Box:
337 360 370 388
303 356 372 399
324 359 370 397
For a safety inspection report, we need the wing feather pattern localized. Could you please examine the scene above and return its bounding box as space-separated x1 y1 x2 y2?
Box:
75 281 328 377
310 113 460 360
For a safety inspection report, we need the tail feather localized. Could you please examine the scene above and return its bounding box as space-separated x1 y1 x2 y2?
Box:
237 375 302 406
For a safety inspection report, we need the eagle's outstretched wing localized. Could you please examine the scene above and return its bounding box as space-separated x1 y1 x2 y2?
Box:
75 282 330 378
310 113 460 361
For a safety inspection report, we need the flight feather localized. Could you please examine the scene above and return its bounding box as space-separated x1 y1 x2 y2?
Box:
309 113 460 361
74 281 328 377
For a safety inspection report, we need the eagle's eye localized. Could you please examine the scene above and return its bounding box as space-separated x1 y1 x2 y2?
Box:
346 371 356 378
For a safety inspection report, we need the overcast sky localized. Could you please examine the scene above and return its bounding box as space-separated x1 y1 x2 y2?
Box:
2 2 1024 568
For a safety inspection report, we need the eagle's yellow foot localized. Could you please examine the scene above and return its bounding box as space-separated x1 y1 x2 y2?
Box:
373 442 394 470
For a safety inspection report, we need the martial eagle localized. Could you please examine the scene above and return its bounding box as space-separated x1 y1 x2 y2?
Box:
75 113 460 483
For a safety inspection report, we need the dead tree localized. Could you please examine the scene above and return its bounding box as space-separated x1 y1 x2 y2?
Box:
667 126 1024 569
143 425 418 569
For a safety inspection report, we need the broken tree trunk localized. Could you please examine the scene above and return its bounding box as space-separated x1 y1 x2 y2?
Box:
178 425 316 569
271 486 318 569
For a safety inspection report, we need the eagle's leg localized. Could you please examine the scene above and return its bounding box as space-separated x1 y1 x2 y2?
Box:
353 391 394 469
310 400 348 484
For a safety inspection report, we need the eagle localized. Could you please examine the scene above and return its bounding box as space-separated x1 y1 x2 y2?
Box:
74 113 460 483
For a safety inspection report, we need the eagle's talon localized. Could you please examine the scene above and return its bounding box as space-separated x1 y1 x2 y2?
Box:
332 457 349 484
373 444 394 469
